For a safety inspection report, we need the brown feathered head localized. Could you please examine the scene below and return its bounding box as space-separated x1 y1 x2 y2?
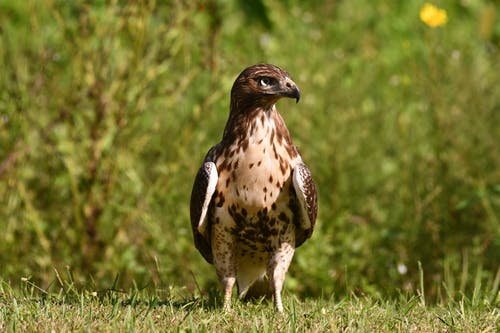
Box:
230 64 300 113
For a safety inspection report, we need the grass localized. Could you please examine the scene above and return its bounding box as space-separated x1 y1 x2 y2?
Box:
0 281 498 332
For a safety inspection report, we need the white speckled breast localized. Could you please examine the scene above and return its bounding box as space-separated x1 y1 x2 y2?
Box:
216 107 297 212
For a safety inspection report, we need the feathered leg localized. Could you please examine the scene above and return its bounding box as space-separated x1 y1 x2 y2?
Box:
212 223 236 311
267 242 295 313
219 276 236 311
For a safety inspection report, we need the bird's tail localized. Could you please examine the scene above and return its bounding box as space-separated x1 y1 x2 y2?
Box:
241 276 272 300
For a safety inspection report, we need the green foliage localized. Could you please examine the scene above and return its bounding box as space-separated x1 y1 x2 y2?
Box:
0 0 499 303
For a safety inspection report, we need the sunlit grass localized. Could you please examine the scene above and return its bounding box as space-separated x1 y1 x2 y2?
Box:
0 279 497 332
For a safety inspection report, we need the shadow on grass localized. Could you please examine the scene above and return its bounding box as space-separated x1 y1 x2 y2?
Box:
93 277 228 312
17 275 279 314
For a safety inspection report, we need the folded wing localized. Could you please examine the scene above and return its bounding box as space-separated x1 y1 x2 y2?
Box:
292 162 318 247
190 160 218 263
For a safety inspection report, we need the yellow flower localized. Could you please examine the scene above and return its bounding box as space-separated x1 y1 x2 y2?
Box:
420 3 448 28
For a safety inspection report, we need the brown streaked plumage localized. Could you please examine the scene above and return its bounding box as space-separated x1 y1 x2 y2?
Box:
190 64 318 312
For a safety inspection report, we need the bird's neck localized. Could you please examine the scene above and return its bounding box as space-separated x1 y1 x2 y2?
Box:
222 105 291 145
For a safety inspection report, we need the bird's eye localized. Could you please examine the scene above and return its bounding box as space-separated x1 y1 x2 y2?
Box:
259 77 272 87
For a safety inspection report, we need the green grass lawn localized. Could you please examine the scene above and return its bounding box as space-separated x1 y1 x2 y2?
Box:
1 283 497 332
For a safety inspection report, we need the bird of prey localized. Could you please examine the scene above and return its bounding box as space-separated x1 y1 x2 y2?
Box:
190 64 317 312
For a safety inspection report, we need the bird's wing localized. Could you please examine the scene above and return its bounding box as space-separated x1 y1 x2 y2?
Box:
190 156 218 264
292 162 318 247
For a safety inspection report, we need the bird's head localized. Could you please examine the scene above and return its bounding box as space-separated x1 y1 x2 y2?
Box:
230 64 300 113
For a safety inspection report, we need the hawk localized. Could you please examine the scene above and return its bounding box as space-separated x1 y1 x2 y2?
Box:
190 64 317 312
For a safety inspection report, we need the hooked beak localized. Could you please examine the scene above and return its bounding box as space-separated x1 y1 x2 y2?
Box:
281 78 300 103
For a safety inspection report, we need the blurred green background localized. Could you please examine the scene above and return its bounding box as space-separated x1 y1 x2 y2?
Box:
0 0 499 302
